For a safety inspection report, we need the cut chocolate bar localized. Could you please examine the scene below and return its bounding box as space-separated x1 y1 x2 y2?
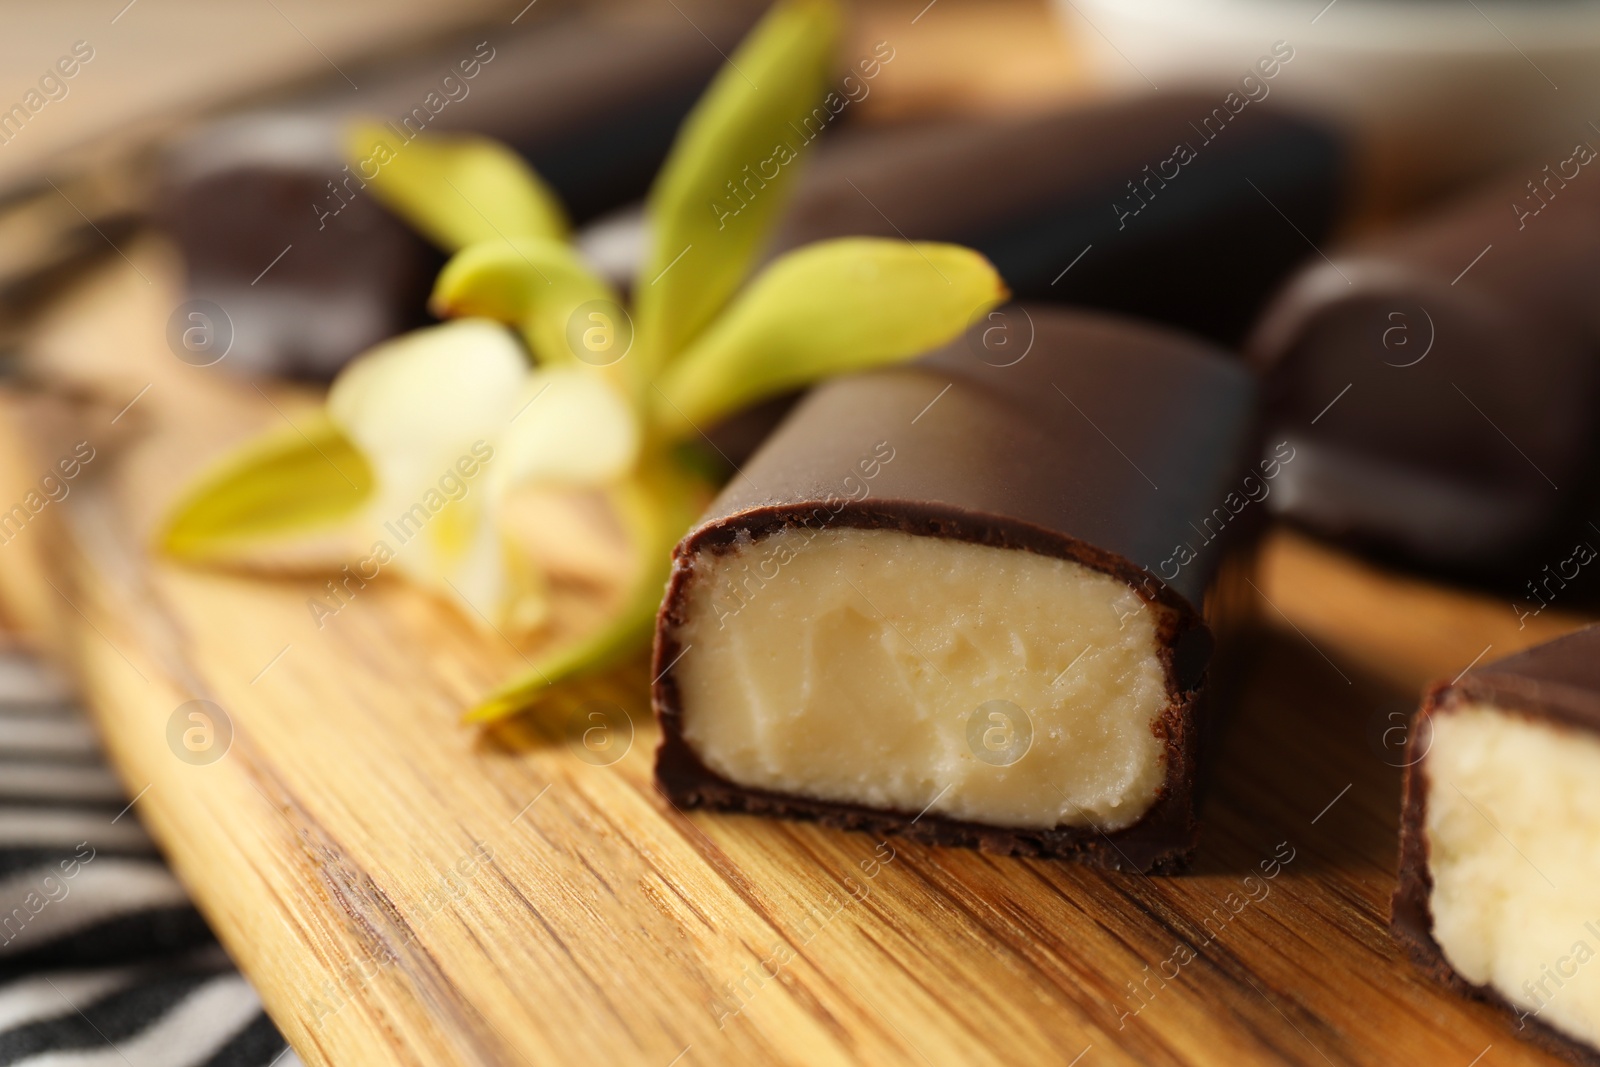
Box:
1248 150 1600 577
1394 624 1600 1065
770 94 1346 345
158 5 763 377
652 306 1263 872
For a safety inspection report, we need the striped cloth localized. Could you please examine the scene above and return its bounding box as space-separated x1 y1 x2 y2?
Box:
0 649 298 1066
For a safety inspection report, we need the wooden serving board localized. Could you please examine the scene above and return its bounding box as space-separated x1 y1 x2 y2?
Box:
1 238 1594 1067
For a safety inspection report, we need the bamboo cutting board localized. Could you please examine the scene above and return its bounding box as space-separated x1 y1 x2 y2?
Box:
1 238 1595 1067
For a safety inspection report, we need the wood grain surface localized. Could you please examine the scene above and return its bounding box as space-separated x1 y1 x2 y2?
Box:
0 236 1593 1067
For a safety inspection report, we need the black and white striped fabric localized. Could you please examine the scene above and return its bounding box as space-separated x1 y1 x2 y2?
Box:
0 649 298 1066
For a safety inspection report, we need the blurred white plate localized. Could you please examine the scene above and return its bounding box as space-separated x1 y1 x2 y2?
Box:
1055 0 1600 199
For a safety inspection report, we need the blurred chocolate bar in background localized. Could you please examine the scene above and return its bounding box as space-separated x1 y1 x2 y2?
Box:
157 4 764 378
771 94 1346 346
1248 147 1600 582
593 93 1348 345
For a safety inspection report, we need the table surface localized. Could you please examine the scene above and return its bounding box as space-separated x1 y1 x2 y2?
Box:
0 233 1591 1067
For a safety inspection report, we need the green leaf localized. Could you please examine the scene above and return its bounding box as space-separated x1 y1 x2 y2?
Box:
346 123 568 251
464 456 709 724
633 0 840 376
650 238 1007 438
161 411 373 559
431 238 625 370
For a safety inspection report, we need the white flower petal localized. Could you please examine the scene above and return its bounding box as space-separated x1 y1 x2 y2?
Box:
326 319 540 627
492 369 639 496
328 318 525 471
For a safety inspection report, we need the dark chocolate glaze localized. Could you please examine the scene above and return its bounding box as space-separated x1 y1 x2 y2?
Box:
157 6 763 378
1249 150 1600 578
1394 624 1600 1066
653 306 1262 872
770 95 1346 346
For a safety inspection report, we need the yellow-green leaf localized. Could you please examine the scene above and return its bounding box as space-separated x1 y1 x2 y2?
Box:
464 457 709 724
651 238 1007 438
431 238 624 369
633 0 840 376
161 411 373 560
346 123 568 251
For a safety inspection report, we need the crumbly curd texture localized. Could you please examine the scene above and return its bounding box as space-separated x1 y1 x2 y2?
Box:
674 527 1173 831
1427 703 1600 1048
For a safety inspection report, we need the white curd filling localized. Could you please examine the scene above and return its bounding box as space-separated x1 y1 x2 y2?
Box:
673 527 1174 831
1426 703 1600 1048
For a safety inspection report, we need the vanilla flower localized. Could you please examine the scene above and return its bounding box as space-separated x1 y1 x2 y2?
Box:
159 0 1005 722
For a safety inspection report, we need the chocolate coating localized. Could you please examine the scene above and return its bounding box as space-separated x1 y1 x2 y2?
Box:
652 306 1262 871
1249 150 1600 577
1394 624 1600 1066
158 7 762 377
771 95 1346 345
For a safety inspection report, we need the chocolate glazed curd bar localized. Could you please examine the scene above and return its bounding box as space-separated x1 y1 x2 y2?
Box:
158 5 763 377
1247 147 1600 577
652 307 1264 872
1394 625 1600 1066
771 92 1345 346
